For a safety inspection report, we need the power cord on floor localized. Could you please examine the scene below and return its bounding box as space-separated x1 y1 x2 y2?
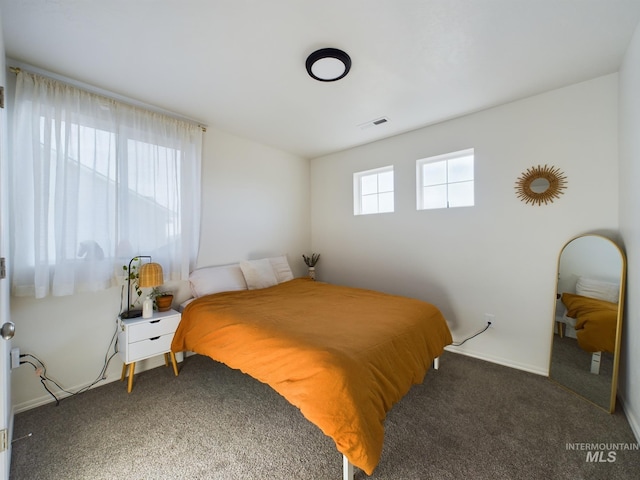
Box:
19 320 120 406
451 321 492 346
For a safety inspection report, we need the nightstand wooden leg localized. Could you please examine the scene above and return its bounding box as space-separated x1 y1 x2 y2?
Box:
127 362 136 393
170 352 179 377
163 353 169 367
557 321 564 338
121 363 127 382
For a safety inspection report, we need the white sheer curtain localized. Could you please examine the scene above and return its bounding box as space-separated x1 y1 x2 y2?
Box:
10 71 202 298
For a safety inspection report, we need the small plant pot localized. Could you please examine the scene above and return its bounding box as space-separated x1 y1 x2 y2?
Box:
155 295 174 312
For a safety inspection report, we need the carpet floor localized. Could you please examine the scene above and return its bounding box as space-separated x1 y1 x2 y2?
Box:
10 351 640 479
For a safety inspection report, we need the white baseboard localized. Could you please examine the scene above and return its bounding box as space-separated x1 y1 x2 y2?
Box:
13 370 123 413
618 395 640 443
13 352 186 414
444 346 548 376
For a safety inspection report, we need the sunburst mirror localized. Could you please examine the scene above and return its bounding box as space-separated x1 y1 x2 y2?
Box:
515 165 567 206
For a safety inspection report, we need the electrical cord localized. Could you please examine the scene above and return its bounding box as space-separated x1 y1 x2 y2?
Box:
19 359 60 406
20 320 120 406
451 321 492 346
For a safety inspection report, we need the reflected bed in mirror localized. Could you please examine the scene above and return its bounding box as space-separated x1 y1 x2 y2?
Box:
549 234 626 413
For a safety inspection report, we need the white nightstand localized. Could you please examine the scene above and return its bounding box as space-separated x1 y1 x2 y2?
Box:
118 309 181 393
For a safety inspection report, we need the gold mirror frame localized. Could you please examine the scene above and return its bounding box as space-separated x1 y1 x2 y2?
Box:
515 164 567 206
549 234 626 413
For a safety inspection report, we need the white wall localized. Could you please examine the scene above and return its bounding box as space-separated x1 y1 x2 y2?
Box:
10 127 310 411
196 128 310 274
618 21 640 441
310 75 619 375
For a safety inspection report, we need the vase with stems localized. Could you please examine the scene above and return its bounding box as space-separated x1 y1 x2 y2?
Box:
302 253 320 280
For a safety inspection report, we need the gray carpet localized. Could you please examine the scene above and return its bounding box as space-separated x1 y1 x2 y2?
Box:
10 351 640 480
550 335 614 410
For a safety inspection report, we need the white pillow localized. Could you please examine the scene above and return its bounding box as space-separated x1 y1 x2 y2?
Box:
269 255 294 283
576 277 619 304
189 264 248 298
240 259 278 290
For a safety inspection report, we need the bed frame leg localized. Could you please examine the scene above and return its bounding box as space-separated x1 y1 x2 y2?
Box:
433 356 440 370
343 455 354 480
590 352 601 375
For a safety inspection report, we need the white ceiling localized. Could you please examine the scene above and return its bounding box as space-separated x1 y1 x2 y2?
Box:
2 1 640 159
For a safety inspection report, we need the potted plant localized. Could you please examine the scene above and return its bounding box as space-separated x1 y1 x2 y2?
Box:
151 288 174 312
302 253 320 280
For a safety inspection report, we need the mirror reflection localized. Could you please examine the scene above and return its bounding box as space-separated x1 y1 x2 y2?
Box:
549 234 625 413
530 177 550 193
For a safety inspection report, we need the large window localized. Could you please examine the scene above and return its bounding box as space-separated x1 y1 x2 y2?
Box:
10 71 202 298
416 149 474 210
353 166 394 215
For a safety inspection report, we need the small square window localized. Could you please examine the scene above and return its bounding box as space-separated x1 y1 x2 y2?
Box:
417 149 474 210
354 166 394 215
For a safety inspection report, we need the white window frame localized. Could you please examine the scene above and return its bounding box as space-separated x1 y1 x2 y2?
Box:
353 165 394 215
416 148 474 210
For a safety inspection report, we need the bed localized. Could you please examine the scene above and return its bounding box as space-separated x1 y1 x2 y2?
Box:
171 257 452 478
557 276 620 375
557 276 619 353
561 292 617 354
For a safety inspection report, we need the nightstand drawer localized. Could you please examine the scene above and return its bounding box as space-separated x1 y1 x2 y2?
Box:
128 315 181 342
128 333 174 361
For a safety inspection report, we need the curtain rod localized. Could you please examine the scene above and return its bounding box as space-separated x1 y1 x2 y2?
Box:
8 64 207 132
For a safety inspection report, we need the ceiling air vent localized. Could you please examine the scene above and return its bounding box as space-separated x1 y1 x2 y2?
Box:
358 116 390 130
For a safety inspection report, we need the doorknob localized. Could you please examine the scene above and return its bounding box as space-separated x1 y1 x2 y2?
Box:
1 322 15 340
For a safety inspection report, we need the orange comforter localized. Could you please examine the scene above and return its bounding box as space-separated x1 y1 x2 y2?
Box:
562 292 618 353
171 278 452 474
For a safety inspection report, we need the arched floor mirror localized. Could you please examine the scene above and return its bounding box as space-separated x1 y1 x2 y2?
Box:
549 234 626 413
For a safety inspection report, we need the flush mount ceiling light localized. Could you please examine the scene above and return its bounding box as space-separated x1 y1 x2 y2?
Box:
306 48 351 82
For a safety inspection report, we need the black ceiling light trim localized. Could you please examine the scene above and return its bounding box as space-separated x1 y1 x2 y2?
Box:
306 48 351 82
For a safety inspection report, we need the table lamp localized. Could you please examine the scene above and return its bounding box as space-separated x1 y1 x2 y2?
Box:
121 256 164 319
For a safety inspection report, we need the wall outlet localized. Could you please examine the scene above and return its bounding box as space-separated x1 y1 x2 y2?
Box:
10 347 21 369
485 313 495 327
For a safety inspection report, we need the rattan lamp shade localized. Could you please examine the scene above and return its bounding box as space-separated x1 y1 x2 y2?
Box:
138 262 164 288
